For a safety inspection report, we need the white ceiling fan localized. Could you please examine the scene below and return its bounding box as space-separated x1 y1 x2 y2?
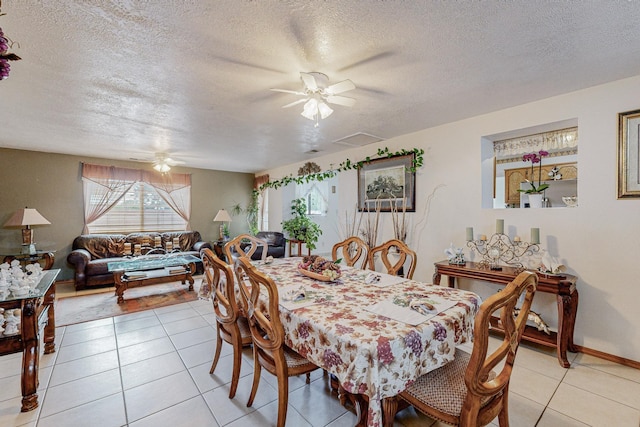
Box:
271 72 356 127
130 153 185 173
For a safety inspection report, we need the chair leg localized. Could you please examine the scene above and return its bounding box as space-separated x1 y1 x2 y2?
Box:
228 332 243 399
247 350 261 407
209 327 224 374
498 393 510 427
305 372 311 384
276 372 290 427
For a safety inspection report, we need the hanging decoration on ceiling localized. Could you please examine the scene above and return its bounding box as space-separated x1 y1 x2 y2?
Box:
271 72 356 128
0 1 21 80
297 162 321 176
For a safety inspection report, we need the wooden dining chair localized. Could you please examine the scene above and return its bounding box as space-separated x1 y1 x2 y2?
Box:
332 236 369 269
383 270 538 427
368 239 417 279
234 256 319 427
223 233 268 263
200 248 252 399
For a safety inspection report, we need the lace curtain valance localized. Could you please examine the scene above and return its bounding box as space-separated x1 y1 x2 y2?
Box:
493 127 578 159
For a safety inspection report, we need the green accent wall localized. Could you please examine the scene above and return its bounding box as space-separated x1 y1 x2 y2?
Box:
0 148 254 280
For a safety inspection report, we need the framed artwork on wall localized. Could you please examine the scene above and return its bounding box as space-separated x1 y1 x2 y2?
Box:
618 109 640 198
357 153 416 212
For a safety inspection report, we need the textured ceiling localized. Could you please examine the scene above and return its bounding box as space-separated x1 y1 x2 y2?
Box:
2 1 640 173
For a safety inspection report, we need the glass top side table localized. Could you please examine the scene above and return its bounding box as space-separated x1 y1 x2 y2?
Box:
0 269 60 411
2 250 56 270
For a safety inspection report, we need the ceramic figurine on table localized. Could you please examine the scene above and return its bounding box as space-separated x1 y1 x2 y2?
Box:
4 309 20 336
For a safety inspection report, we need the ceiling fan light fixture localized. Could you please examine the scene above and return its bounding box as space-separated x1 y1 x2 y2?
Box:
318 101 333 119
301 98 319 120
153 162 171 173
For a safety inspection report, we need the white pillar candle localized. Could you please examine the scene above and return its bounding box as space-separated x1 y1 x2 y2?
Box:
166 241 173 251
496 219 504 235
154 236 161 247
124 243 131 254
173 237 180 249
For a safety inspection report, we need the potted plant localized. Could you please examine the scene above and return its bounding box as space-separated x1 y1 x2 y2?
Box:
517 150 550 208
281 198 322 251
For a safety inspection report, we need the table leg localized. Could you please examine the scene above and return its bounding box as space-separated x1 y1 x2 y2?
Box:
114 272 126 304
556 290 579 367
20 300 40 412
187 263 195 291
382 397 399 427
43 283 56 354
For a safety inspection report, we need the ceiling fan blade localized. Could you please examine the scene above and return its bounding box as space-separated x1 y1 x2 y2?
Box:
326 79 356 95
300 72 318 91
270 88 306 95
326 95 356 107
282 98 309 108
165 157 185 166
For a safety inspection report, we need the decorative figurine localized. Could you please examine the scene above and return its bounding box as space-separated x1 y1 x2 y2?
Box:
4 309 20 336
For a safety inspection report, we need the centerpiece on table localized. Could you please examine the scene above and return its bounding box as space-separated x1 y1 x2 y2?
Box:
517 150 549 208
297 255 341 281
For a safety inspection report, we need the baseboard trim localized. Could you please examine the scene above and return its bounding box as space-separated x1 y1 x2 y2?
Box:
55 279 74 286
575 345 640 370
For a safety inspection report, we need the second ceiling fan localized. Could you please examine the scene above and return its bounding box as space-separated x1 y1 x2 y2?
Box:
271 72 356 127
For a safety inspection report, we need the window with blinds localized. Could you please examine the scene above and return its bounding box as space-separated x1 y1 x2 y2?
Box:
87 182 187 233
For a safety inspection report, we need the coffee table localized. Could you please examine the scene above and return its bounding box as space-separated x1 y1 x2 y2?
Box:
108 254 200 303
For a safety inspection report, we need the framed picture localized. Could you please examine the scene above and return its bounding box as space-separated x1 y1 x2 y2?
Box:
618 109 640 198
357 153 416 212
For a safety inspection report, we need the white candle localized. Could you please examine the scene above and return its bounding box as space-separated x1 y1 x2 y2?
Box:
514 236 521 242
134 244 141 255
480 234 487 241
173 237 180 249
154 236 161 247
166 241 173 251
496 219 504 235
124 243 131 254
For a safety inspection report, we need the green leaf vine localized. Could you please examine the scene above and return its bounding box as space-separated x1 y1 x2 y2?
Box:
257 147 424 192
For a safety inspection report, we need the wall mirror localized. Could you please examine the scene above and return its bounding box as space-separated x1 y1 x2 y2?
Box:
481 119 578 209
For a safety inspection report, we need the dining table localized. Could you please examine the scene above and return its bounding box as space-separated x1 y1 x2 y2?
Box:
253 257 481 427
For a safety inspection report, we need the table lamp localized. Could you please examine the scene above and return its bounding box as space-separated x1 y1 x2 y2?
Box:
213 209 232 240
4 207 51 255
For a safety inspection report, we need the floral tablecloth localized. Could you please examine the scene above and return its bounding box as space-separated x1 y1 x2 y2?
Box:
254 258 480 427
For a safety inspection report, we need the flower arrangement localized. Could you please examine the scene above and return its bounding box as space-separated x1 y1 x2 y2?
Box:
298 255 341 280
0 5 22 80
518 150 550 194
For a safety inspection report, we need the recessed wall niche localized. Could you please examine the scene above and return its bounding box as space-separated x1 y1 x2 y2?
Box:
481 119 578 209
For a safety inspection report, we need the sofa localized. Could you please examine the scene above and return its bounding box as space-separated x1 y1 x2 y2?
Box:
239 231 286 261
67 231 212 290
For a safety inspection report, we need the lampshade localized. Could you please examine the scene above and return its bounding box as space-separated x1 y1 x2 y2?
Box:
213 209 232 223
4 208 51 227
317 101 333 119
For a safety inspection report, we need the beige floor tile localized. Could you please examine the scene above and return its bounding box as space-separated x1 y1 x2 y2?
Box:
60 324 115 347
55 335 117 364
39 369 122 418
393 406 436 427
116 324 168 348
224 399 312 427
113 314 161 333
64 317 114 333
513 343 572 381
129 395 219 427
288 377 351 426
112 309 157 323
169 324 216 350
536 408 589 426
563 363 640 410
49 350 119 387
162 314 210 335
509 364 561 405
573 352 640 384
548 382 640 426
0 374 21 402
189 353 254 394
124 370 200 423
155 307 199 324
324 410 360 427
177 338 219 368
202 374 279 426
37 393 126 427
121 351 186 390
0 395 41 427
492 391 546 427
118 336 176 366
0 354 23 380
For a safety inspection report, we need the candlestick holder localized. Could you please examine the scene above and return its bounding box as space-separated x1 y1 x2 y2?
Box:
467 233 539 272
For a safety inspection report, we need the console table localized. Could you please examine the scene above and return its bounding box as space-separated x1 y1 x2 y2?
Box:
433 261 578 367
0 269 59 411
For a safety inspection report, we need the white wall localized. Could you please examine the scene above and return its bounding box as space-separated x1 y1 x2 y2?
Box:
261 75 640 362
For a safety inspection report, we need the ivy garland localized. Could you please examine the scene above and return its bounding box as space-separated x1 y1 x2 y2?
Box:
257 147 425 192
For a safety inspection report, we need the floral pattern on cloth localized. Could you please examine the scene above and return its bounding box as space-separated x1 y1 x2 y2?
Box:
253 258 480 427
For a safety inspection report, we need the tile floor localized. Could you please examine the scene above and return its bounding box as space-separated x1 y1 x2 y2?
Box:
1 298 639 427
